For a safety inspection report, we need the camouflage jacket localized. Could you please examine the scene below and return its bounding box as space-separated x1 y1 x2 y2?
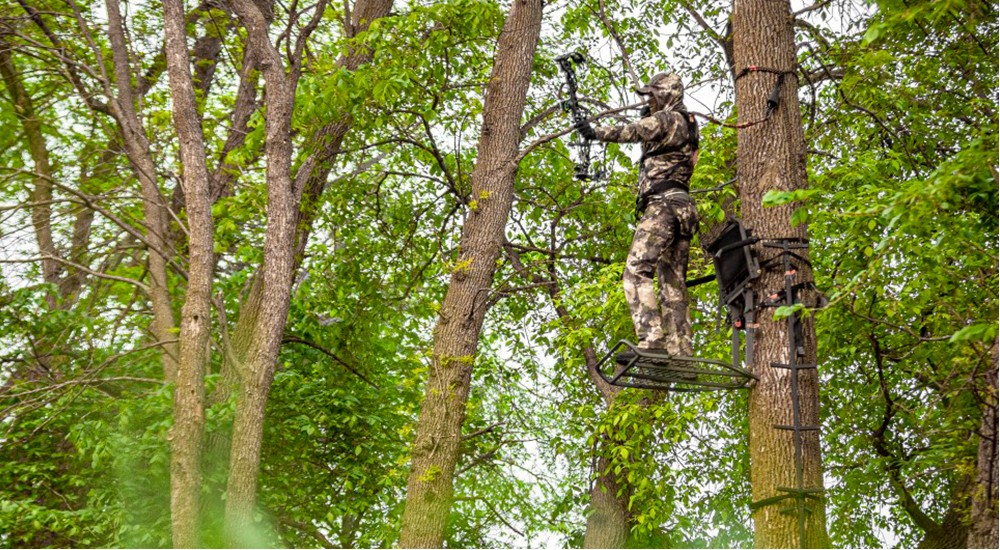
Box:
594 108 698 199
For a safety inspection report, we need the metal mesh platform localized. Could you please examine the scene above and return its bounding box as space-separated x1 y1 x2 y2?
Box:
596 340 757 391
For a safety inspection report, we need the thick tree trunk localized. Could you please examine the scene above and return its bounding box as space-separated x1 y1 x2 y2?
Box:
732 0 829 547
584 455 630 548
105 0 179 381
969 345 999 548
163 0 216 545
915 482 971 549
398 2 542 546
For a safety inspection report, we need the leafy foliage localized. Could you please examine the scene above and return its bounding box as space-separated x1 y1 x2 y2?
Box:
0 0 995 547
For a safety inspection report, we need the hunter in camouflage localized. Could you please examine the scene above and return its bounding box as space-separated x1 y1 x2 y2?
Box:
575 73 700 356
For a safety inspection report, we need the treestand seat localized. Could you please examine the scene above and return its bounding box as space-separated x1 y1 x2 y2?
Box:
596 340 757 392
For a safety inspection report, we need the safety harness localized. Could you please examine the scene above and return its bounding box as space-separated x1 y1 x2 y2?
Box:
635 109 700 216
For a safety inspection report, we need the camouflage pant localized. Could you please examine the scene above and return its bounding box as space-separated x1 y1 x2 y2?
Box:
623 191 699 355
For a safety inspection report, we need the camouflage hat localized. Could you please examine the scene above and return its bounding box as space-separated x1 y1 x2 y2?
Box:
636 72 671 94
636 72 684 110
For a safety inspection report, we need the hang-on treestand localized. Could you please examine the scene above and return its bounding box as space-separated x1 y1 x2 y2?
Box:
594 217 826 546
594 219 763 391
597 340 756 391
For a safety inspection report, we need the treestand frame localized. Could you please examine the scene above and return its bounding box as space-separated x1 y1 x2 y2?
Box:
593 218 826 546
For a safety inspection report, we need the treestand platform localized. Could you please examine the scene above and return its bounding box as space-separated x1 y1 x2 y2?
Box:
596 340 757 392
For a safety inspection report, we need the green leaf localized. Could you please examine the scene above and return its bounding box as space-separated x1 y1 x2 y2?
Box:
949 323 998 343
773 303 806 320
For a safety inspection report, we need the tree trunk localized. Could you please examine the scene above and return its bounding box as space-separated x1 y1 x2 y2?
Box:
915 481 971 549
398 2 543 546
211 0 394 408
105 0 179 381
222 2 298 544
163 0 216 545
215 3 391 544
0 38 68 383
504 242 632 546
731 0 829 547
0 41 59 302
584 454 630 548
968 345 999 548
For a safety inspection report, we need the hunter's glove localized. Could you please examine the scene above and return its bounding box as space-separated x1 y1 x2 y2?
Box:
574 120 597 140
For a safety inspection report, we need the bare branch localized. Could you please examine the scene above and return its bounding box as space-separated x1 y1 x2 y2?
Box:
14 0 112 114
3 376 164 399
515 101 643 164
461 421 505 441
282 335 378 388
792 0 832 17
277 516 337 549
0 255 149 292
3 169 187 278
595 0 640 88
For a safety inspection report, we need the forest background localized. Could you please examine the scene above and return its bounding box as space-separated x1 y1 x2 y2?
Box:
0 0 996 548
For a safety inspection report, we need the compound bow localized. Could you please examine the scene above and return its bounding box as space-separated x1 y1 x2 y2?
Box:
556 52 606 181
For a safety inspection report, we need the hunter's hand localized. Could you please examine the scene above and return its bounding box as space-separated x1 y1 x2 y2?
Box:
574 120 597 140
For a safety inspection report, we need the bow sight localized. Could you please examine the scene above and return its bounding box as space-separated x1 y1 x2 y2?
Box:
556 52 605 181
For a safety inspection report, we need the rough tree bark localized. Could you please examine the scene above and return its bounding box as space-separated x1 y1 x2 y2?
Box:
912 475 972 549
212 0 393 409
105 0 179 381
968 344 999 548
584 453 631 548
731 0 830 546
221 1 392 544
162 0 216 545
399 1 543 546
222 1 299 543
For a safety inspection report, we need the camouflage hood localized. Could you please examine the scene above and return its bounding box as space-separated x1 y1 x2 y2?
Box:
637 72 684 112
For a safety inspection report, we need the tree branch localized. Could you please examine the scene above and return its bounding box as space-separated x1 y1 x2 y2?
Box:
792 0 832 17
869 329 942 535
595 0 639 88
461 421 505 441
0 255 149 292
515 101 643 164
282 335 378 388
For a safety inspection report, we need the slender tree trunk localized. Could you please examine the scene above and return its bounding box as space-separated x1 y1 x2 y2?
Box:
505 235 632 547
0 41 59 301
211 0 393 408
205 20 267 411
399 2 543 546
163 0 216 545
732 0 829 547
549 269 631 548
60 149 103 302
222 3 298 544
216 3 392 543
969 345 999 548
105 0 179 381
0 38 68 382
